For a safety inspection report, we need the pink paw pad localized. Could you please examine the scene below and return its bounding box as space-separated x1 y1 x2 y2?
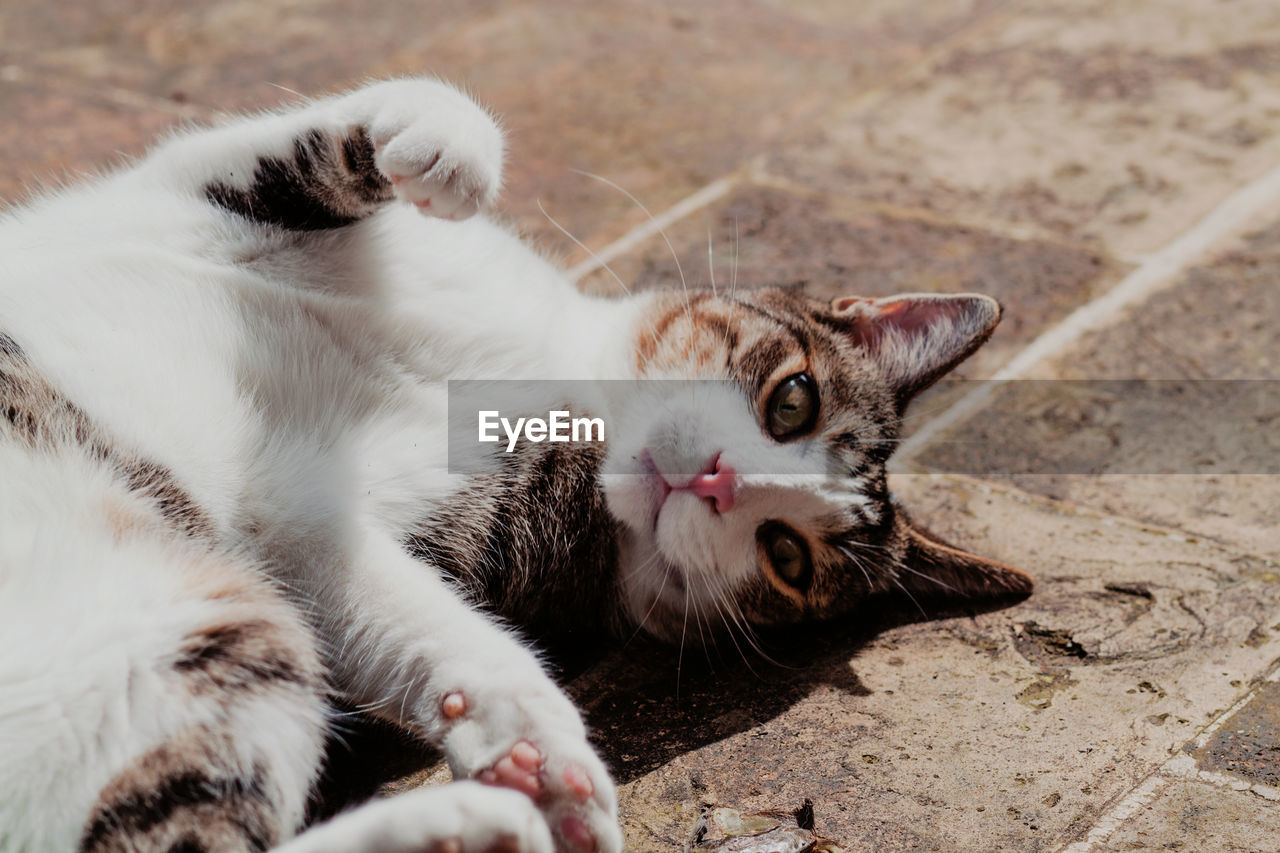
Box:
560 817 596 852
562 764 594 801
479 740 543 800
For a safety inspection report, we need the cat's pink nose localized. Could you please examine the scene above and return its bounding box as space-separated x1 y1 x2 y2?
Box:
687 454 736 513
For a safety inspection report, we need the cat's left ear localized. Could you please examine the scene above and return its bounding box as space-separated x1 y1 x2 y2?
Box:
831 293 1000 405
893 512 1033 602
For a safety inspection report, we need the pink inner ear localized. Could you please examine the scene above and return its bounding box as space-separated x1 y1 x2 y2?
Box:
832 292 1000 398
832 296 872 312
835 295 973 347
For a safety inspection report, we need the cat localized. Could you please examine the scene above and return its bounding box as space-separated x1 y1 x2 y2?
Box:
0 78 1031 853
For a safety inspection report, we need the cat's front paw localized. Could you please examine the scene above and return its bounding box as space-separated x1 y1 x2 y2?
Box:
438 684 621 853
363 81 504 221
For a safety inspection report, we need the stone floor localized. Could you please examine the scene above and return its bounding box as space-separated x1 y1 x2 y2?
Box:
4 1 1279 850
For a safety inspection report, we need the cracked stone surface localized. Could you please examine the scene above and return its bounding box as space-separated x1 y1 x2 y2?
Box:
767 0 1280 256
581 475 1280 851
5 1 1280 851
913 215 1280 560
1101 779 1280 852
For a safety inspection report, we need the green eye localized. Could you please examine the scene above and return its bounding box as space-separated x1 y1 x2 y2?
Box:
759 523 813 590
766 373 818 439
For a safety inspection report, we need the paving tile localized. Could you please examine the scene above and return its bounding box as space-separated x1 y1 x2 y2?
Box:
579 184 1124 388
1101 778 1280 852
1196 681 1280 790
0 80 185 206
0 0 1007 258
768 0 1280 256
591 475 1280 851
913 217 1280 557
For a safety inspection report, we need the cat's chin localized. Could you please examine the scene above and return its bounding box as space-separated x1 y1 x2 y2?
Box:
609 489 760 645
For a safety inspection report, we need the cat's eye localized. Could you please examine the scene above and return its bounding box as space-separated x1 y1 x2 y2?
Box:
766 373 818 439
758 522 813 590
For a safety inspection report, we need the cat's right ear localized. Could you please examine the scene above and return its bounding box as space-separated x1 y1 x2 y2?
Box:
831 293 1001 406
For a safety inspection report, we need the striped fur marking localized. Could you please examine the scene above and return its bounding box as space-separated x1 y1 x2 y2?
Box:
205 127 392 231
0 332 214 539
79 733 276 853
174 620 318 695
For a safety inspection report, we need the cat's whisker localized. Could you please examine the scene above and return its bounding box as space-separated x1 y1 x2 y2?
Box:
837 537 891 552
536 197 664 350
895 562 957 593
537 198 633 296
396 672 421 726
892 575 930 620
619 549 662 585
730 219 739 296
707 228 716 298
621 553 673 649
566 168 694 337
720 218 741 359
837 544 877 595
675 581 692 703
706 582 765 674
688 574 716 672
702 568 786 670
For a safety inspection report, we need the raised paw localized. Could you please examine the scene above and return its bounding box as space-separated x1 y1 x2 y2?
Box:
362 81 504 221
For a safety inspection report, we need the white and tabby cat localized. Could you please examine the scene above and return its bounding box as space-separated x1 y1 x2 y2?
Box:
0 79 1031 853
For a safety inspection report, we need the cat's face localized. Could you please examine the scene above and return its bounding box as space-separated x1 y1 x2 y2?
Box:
602 288 1031 643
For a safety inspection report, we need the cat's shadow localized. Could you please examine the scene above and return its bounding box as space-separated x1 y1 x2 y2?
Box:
307 593 1015 821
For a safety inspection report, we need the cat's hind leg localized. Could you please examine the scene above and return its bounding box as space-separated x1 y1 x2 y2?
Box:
138 78 503 229
69 548 330 853
0 452 329 852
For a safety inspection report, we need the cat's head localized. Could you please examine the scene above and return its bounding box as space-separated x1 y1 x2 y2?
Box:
601 288 1031 643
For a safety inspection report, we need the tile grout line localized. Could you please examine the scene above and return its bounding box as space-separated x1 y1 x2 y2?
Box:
1058 773 1173 853
892 159 1280 468
747 168 1128 264
0 63 211 121
1161 755 1280 803
910 472 1277 567
1057 658 1280 853
565 3 1023 285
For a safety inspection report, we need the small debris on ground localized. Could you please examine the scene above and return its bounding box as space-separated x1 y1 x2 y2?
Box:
687 799 845 852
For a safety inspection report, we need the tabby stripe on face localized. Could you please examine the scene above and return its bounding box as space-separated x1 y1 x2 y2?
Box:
205 127 392 231
0 332 215 538
636 293 714 368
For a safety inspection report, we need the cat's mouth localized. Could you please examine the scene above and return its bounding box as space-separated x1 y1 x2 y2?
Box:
640 448 737 534
638 448 672 531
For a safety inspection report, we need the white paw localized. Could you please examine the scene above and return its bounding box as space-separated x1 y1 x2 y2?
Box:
361 80 504 221
437 677 622 853
280 782 552 853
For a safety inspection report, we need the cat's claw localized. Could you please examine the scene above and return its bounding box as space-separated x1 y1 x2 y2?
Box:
364 82 504 222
